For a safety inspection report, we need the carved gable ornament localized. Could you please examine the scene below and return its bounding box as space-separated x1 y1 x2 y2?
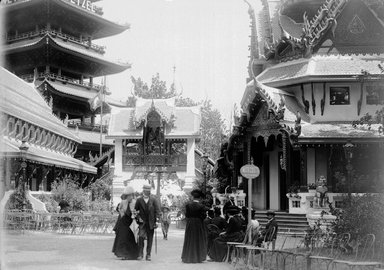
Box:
348 15 365 34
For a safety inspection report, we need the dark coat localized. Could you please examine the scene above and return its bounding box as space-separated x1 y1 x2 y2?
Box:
264 217 278 240
134 195 160 230
181 201 208 263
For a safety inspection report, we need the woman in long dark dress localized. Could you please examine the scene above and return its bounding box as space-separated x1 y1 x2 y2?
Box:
181 189 208 263
112 186 139 260
208 205 245 262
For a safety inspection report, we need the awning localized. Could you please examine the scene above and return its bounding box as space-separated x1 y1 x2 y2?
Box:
1 138 97 174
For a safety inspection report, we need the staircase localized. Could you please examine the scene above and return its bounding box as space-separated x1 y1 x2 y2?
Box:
254 211 310 233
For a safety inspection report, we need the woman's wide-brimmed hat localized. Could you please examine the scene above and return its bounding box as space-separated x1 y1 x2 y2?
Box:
266 210 275 216
226 205 240 215
123 185 135 195
190 189 203 198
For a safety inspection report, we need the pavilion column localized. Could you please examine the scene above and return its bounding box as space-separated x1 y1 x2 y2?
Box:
112 139 125 207
307 148 316 186
183 138 195 193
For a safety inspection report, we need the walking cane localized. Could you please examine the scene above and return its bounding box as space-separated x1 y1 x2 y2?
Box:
155 225 158 254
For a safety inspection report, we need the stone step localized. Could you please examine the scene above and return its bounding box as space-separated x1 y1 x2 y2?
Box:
254 211 310 233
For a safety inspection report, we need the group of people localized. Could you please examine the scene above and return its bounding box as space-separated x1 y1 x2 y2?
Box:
112 184 160 261
112 185 278 264
181 189 279 263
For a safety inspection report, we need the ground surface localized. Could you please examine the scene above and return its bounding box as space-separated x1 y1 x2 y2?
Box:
1 225 232 270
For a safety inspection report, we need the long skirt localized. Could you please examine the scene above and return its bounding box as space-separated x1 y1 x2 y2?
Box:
112 215 139 260
181 217 207 263
208 231 244 262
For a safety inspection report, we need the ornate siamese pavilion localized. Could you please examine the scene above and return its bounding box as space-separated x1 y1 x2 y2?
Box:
219 0 384 214
107 97 201 205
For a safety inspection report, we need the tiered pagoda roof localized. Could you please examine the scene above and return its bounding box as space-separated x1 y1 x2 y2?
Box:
0 67 96 173
241 0 384 143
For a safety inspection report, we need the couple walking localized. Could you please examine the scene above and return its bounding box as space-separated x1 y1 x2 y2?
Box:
112 184 160 261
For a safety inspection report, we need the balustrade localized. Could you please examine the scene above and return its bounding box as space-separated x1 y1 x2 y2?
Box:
20 72 107 92
6 28 106 54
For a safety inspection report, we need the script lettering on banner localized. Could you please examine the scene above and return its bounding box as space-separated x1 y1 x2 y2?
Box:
69 0 96 13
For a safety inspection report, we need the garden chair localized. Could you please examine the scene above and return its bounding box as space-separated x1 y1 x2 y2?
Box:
236 226 280 270
224 223 255 264
270 231 309 270
309 232 350 270
331 234 382 270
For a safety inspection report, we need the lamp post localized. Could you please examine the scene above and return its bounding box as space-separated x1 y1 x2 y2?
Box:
202 152 209 198
19 140 29 210
343 141 355 199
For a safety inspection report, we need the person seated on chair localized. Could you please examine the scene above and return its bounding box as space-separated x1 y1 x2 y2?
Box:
256 210 278 247
223 194 236 221
206 207 227 253
315 176 328 207
208 205 244 262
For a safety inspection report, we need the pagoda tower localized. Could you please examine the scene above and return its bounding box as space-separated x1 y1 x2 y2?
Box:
2 0 130 171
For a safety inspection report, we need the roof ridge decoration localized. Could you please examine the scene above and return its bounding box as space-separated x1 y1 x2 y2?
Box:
133 99 176 129
265 0 348 62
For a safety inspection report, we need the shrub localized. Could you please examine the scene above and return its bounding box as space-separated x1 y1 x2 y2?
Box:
330 194 384 251
50 177 90 212
5 186 32 210
36 193 59 213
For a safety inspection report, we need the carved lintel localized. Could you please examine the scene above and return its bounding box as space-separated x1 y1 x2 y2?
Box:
311 83 316 115
321 83 326 116
301 84 309 113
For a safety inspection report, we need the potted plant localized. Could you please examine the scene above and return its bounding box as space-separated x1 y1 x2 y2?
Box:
308 183 317 193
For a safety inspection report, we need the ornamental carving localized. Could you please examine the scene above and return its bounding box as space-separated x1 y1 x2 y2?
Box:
348 15 365 34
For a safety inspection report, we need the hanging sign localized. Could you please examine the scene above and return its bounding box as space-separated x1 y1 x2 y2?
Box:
240 164 260 179
69 0 96 13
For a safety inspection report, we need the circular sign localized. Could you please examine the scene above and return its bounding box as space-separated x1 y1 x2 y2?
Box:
21 162 27 168
240 164 260 179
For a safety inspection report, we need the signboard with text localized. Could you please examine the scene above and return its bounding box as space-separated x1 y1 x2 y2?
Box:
240 164 260 179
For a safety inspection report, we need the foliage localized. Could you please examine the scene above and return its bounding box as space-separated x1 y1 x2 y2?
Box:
36 193 59 213
172 193 190 215
330 194 384 245
199 100 227 161
5 186 32 210
288 182 300 194
50 177 90 211
131 73 176 99
308 183 317 190
88 176 112 201
88 199 112 212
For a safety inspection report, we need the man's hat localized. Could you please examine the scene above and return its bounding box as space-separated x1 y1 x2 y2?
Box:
226 205 240 215
266 210 275 216
190 189 203 198
143 184 152 191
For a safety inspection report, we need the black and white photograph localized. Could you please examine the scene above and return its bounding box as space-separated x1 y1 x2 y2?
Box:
1 0 384 269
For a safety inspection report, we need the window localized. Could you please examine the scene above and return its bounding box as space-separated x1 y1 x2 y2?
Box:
366 85 384 105
330 87 350 105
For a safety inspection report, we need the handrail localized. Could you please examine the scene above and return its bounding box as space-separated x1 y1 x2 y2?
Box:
20 72 107 92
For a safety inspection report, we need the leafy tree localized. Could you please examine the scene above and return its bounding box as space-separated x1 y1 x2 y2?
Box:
199 100 227 160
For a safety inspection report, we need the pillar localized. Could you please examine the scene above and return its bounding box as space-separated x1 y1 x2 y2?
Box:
307 148 316 185
183 138 195 192
269 150 279 210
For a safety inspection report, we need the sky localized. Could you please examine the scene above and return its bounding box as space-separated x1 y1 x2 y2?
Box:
97 0 259 125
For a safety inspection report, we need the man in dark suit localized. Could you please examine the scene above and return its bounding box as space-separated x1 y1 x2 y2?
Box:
134 184 160 261
256 210 278 247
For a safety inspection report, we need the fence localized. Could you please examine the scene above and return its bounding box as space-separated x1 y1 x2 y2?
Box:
2 210 118 235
